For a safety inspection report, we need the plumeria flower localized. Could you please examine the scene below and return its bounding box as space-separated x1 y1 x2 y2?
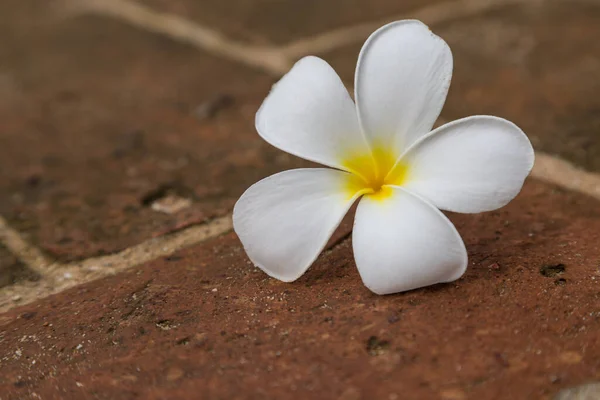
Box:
233 20 534 294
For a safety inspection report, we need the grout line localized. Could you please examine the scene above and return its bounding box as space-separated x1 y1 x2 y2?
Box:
68 0 537 77
69 0 292 76
0 280 58 314
280 0 535 59
0 215 233 313
531 153 600 200
65 215 233 278
0 216 52 276
67 0 589 76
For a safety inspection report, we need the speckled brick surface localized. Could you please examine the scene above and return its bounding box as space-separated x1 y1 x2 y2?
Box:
1 180 600 400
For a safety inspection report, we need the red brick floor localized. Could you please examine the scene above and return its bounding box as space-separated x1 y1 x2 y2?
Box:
1 0 600 399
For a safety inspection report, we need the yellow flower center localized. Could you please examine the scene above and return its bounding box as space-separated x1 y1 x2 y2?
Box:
342 143 409 201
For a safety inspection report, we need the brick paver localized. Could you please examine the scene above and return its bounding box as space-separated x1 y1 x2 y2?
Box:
1 180 600 399
326 1 600 172
139 0 446 45
0 4 307 262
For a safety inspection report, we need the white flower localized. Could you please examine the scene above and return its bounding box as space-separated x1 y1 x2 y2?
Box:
233 20 534 295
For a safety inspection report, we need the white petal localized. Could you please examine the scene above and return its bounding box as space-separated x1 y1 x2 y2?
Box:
256 56 368 170
400 116 535 213
353 187 467 295
233 168 360 282
355 20 453 155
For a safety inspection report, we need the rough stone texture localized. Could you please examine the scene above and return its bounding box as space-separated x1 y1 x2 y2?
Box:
325 1 600 172
0 3 305 261
1 180 600 400
140 0 445 45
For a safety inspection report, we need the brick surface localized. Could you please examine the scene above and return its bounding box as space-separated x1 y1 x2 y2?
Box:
140 0 445 45
325 2 600 172
0 3 307 261
1 180 600 399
